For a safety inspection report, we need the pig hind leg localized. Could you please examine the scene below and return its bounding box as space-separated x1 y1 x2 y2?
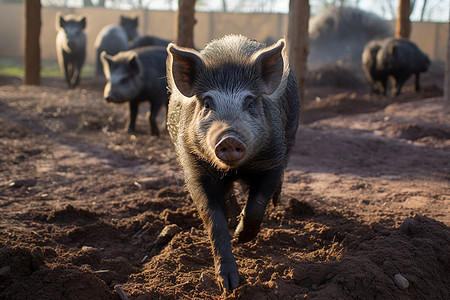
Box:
414 72 421 92
71 62 81 88
148 101 162 137
224 185 241 229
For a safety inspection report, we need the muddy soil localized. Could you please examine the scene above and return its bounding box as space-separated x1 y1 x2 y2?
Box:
0 67 449 299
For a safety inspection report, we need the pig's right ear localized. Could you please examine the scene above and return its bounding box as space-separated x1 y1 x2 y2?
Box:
127 54 141 76
167 43 205 98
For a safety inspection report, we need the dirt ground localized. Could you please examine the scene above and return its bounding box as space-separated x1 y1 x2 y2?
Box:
0 65 449 299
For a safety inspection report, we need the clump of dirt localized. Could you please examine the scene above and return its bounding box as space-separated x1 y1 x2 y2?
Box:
0 69 448 299
35 204 101 223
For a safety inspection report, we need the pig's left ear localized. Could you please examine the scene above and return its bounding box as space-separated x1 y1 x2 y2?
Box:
56 12 65 29
100 51 112 77
79 16 86 29
251 38 288 95
128 53 141 76
167 43 205 98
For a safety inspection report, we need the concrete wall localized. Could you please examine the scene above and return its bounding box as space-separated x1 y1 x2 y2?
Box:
0 4 447 65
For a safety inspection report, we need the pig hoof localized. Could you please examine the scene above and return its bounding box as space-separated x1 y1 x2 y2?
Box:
217 263 239 292
234 223 259 243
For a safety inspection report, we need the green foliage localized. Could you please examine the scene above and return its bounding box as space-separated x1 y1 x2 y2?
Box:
0 57 94 78
0 0 24 3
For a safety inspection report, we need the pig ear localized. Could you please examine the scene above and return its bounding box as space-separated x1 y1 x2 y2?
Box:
100 51 112 65
251 39 287 95
100 51 112 77
79 16 86 29
56 12 65 29
167 43 205 98
128 54 140 76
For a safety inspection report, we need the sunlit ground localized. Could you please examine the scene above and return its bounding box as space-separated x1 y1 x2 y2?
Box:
0 57 95 78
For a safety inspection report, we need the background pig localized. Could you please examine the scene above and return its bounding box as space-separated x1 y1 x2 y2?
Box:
166 35 300 291
130 35 170 49
55 12 86 88
362 38 430 96
309 7 393 66
101 47 168 136
94 16 140 76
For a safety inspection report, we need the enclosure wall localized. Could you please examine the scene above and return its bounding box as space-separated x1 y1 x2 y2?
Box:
0 4 447 64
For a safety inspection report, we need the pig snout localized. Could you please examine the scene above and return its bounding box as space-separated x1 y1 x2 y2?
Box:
104 87 119 103
215 134 247 164
105 95 115 103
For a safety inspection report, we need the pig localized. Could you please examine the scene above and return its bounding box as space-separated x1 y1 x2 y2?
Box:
166 35 300 291
94 16 140 76
101 47 169 136
55 12 86 88
130 35 171 49
309 7 393 65
362 38 430 96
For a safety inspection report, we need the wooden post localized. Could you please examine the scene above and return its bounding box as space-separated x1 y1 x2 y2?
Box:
445 21 450 101
24 0 41 85
287 0 310 122
175 0 196 48
395 0 411 39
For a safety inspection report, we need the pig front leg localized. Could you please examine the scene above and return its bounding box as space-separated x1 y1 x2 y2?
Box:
127 101 139 133
187 173 239 291
234 169 283 243
63 58 72 88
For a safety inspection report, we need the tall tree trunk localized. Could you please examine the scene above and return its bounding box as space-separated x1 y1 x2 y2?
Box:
420 0 428 21
175 0 196 48
445 21 450 101
287 0 309 122
24 0 41 85
222 0 227 12
396 0 411 39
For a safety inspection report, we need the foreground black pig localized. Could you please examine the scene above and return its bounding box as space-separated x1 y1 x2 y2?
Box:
95 16 140 76
362 38 430 96
166 35 300 291
101 47 168 136
55 12 86 88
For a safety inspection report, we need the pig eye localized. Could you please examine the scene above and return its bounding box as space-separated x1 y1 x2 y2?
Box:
202 96 213 110
244 95 258 116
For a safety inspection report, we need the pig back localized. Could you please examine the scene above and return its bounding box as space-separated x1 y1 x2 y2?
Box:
135 47 169 99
